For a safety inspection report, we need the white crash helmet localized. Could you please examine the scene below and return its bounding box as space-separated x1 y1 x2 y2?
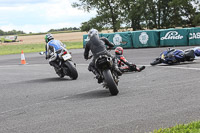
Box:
88 28 99 39
45 33 54 43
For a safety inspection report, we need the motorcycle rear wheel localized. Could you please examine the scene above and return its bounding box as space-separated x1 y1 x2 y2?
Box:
64 61 78 80
103 69 119 96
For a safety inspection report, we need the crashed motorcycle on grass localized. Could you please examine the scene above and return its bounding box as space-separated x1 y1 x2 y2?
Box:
150 48 195 66
88 54 120 96
40 48 78 80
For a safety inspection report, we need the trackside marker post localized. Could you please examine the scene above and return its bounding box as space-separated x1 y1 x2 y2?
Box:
21 50 26 65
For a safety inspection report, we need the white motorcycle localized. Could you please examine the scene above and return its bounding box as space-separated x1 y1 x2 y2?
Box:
40 48 78 80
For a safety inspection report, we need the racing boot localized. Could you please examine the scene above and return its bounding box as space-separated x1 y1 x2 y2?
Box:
130 64 145 72
137 66 145 72
95 72 103 83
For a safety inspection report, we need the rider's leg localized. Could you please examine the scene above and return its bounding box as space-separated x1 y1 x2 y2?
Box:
129 64 145 72
112 58 122 76
119 66 129 73
88 61 103 83
49 61 60 70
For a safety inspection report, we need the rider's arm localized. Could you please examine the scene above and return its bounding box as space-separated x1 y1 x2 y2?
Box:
45 43 50 59
59 40 66 48
84 42 90 59
46 42 56 59
100 37 114 47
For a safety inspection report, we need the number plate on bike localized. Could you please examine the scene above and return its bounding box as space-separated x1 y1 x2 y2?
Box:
62 54 71 61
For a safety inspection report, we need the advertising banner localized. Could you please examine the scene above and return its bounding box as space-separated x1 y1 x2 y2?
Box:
101 32 133 48
160 29 188 47
131 30 159 48
83 34 89 48
188 27 200 46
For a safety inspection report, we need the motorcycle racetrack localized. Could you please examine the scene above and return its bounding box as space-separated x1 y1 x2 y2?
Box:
0 46 200 133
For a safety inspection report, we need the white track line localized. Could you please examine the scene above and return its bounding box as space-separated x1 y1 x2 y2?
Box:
0 64 48 68
0 63 200 71
157 65 200 71
0 63 89 68
143 64 200 71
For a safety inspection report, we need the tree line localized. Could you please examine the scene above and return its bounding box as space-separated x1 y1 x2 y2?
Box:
72 0 200 32
0 27 80 36
0 29 25 36
48 27 80 32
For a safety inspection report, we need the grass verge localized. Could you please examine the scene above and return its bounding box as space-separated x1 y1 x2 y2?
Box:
0 42 83 55
152 121 200 133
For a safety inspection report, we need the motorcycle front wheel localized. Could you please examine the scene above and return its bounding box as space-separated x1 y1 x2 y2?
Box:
103 69 119 96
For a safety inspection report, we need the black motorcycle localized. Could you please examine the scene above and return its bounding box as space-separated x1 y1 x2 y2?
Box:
94 55 119 96
40 48 78 80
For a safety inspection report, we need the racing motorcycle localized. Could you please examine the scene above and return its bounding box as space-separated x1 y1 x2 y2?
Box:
40 48 78 80
150 48 195 65
90 54 119 96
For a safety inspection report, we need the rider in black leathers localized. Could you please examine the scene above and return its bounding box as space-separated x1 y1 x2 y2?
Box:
84 29 122 83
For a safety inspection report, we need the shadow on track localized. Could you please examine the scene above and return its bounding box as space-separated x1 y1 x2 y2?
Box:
58 89 113 101
75 89 113 99
152 61 198 66
23 77 73 84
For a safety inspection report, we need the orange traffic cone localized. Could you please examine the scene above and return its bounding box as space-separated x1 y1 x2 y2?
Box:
21 50 26 65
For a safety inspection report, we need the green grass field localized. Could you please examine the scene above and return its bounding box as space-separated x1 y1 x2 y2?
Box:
0 42 83 55
152 121 200 133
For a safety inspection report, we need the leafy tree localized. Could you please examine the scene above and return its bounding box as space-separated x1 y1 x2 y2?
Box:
168 0 196 27
144 0 158 29
80 16 105 32
119 0 144 30
158 0 173 28
0 29 4 36
193 12 200 26
80 22 91 32
72 0 121 32
0 29 25 36
48 27 80 32
192 0 200 26
73 0 200 31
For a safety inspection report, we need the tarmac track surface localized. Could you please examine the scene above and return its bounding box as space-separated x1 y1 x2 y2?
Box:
0 47 200 133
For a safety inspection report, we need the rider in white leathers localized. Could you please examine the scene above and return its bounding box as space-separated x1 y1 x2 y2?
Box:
45 33 65 69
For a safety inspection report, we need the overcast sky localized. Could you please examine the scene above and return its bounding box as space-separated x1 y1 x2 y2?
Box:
0 0 96 33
